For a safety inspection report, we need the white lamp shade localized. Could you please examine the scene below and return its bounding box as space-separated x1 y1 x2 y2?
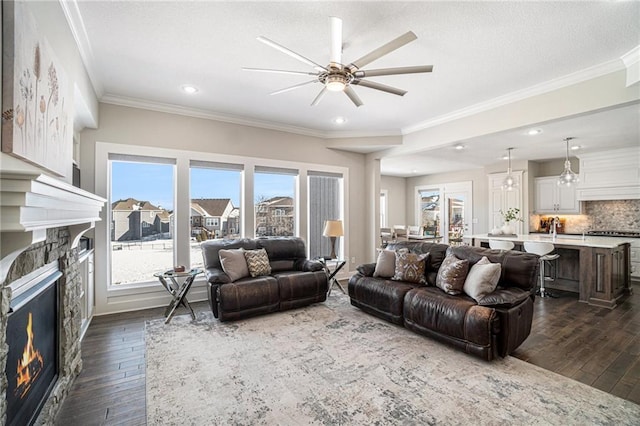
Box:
323 220 344 237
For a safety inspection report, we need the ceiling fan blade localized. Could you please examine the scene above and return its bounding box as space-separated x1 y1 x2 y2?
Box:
344 86 363 107
257 36 327 72
270 80 317 95
348 31 417 71
352 79 407 96
329 16 342 65
242 67 320 76
353 65 433 78
311 87 327 106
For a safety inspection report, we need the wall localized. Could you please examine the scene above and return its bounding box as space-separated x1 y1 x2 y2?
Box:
380 175 406 227
80 103 369 313
535 158 579 177
405 168 489 234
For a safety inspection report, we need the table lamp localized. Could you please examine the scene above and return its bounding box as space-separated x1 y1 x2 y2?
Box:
323 220 344 259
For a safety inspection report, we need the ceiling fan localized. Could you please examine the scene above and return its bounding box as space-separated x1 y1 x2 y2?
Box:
243 17 433 107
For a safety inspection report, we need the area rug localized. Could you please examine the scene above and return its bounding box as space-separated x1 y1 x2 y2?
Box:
146 293 639 425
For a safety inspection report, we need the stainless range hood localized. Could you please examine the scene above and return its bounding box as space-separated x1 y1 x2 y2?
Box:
0 172 106 282
576 147 640 201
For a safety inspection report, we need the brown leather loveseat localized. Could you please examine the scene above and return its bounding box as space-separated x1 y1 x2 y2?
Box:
349 242 539 361
202 237 328 321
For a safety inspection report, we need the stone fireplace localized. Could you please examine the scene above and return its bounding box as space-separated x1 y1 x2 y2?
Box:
1 228 83 425
0 173 106 425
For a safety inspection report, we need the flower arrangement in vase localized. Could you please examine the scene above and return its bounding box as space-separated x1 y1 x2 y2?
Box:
499 208 523 235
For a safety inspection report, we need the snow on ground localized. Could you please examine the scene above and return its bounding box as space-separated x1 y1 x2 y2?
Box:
111 241 205 285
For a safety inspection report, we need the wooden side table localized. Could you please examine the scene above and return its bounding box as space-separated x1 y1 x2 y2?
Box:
153 268 202 323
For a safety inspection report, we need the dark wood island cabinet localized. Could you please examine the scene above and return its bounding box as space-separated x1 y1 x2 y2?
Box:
471 235 632 309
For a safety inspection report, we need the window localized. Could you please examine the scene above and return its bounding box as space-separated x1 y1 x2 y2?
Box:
254 167 297 237
308 172 343 259
418 189 441 237
190 162 242 268
109 157 175 286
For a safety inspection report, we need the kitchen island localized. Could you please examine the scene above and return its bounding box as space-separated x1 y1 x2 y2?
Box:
471 234 632 309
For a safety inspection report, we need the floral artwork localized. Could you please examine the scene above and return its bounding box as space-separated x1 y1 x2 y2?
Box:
2 2 72 177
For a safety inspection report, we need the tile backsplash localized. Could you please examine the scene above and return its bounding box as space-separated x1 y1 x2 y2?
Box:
529 199 640 234
585 200 640 231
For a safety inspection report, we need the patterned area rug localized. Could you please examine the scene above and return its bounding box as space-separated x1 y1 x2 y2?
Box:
146 293 640 425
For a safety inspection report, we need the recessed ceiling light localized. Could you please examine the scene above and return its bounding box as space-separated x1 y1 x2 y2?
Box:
333 116 346 124
454 144 465 150
181 85 199 94
527 128 542 136
570 145 580 151
501 154 509 160
412 169 417 173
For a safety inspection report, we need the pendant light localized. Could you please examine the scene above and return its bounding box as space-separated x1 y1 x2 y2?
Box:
502 147 518 191
558 137 579 186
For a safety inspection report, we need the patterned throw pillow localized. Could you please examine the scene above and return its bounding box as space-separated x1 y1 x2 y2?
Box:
244 248 272 277
436 253 470 295
392 249 429 284
218 248 249 282
463 256 502 302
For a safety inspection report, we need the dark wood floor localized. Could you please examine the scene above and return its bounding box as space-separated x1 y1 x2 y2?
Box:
56 285 640 425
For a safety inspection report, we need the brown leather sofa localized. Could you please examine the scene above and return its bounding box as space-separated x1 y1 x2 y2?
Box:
202 237 328 321
349 242 539 361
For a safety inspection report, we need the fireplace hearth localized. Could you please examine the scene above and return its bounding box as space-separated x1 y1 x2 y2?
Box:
5 266 59 426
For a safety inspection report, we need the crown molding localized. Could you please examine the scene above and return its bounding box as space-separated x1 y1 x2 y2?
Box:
100 94 331 138
402 58 626 135
100 94 402 141
621 45 640 68
59 0 104 97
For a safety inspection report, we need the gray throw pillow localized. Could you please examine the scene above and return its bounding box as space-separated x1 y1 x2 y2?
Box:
244 248 272 277
435 253 469 295
463 256 501 302
373 250 396 278
219 248 249 282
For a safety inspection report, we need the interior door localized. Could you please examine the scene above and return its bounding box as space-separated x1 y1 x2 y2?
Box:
444 190 472 245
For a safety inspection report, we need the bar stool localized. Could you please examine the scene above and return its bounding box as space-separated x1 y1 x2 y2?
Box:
523 241 559 298
489 239 515 251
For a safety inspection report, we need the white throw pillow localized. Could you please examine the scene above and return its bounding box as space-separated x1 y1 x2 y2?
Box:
463 256 501 302
219 248 249 282
373 250 396 278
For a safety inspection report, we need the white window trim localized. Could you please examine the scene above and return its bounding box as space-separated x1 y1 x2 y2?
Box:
94 141 349 315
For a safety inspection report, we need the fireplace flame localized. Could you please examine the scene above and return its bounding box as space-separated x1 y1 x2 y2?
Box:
15 313 44 399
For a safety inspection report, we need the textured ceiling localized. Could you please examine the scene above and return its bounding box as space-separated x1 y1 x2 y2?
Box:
70 1 640 174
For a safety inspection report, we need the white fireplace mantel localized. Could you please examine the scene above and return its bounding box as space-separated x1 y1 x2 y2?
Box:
0 172 106 283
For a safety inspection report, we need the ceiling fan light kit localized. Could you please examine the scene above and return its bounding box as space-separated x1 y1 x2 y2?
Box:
244 16 433 107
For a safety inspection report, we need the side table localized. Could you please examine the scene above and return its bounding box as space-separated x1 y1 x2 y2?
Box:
153 268 202 324
319 258 347 296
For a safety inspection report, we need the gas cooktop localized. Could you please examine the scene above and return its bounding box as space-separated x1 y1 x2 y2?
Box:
586 230 640 238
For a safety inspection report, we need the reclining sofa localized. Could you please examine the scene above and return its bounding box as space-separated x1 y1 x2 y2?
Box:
202 237 328 321
349 242 539 361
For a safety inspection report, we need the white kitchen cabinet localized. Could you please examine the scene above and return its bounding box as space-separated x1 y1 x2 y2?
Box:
534 176 580 214
488 171 523 234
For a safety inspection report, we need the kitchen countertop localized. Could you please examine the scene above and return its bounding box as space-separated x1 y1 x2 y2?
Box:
470 234 635 249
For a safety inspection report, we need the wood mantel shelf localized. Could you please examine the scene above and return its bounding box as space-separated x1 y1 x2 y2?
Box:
0 172 106 282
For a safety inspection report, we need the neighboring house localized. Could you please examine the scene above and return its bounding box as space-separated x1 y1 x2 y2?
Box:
190 198 237 238
111 198 170 241
255 196 294 236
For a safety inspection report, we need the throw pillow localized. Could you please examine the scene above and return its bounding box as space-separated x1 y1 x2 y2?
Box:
463 256 502 302
435 253 469 295
244 248 272 277
392 250 429 284
373 250 396 278
218 248 250 282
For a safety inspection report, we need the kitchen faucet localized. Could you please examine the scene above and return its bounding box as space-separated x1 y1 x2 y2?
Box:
549 217 560 240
